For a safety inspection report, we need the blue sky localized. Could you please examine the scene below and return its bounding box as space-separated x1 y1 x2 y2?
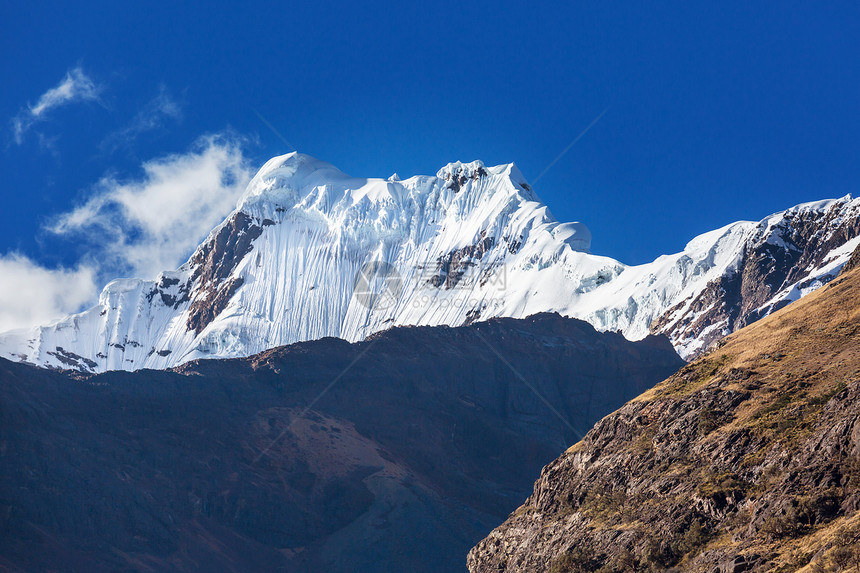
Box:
2 1 859 330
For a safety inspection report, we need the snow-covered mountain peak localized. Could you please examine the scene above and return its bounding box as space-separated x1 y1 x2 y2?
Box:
237 152 363 215
253 151 352 187
2 152 858 373
238 153 529 218
232 153 551 255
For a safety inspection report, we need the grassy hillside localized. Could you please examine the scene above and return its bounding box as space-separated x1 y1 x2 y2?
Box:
470 256 860 572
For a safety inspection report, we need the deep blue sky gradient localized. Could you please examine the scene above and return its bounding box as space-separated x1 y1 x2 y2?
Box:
2 1 859 267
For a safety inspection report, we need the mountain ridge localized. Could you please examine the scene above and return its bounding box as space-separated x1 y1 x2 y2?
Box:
1 152 858 372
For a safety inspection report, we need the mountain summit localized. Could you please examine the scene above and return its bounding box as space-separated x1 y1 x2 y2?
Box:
2 153 859 372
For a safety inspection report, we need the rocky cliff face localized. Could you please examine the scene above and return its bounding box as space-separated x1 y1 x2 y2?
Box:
468 261 860 572
0 313 682 573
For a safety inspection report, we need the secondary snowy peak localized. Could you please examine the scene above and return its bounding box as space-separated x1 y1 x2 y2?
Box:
1 151 858 373
654 194 860 354
593 194 860 356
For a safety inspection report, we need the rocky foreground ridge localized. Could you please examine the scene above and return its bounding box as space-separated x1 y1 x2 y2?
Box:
468 248 860 572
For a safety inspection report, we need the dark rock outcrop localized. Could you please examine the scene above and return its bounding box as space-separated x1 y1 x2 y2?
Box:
186 211 271 334
428 232 497 289
443 163 488 193
0 313 682 573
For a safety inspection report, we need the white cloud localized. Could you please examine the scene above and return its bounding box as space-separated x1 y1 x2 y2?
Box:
0 254 97 332
100 85 183 152
12 66 102 144
51 135 253 280
0 134 252 333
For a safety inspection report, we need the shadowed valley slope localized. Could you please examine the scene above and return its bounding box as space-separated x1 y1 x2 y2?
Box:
0 313 682 573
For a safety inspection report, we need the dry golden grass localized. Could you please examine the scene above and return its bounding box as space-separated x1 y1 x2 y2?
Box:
577 267 860 571
639 265 860 425
670 269 860 570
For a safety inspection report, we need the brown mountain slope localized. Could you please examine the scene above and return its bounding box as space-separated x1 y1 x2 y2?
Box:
468 257 860 572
